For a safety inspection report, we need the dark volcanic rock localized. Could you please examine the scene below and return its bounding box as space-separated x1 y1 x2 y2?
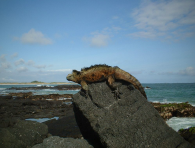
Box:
73 81 194 148
44 109 82 138
55 84 81 90
32 136 93 148
179 127 195 146
0 98 73 121
0 120 48 148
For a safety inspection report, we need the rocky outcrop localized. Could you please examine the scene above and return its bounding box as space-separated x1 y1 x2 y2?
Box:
0 120 48 148
73 81 194 148
0 95 73 121
0 93 81 139
7 84 81 91
44 112 82 138
151 102 195 120
179 127 195 146
6 92 72 100
32 136 93 148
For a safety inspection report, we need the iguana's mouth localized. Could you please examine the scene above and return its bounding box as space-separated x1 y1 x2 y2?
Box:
66 74 71 80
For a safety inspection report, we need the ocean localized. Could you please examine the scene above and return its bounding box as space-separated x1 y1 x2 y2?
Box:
0 83 195 131
142 83 195 106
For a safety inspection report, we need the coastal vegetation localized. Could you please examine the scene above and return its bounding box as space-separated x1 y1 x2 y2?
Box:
31 80 43 83
160 102 190 109
189 127 195 134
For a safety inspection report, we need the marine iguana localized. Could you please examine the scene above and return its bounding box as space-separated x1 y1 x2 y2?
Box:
66 64 147 99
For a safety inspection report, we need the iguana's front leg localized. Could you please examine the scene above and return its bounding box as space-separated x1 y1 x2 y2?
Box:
107 75 122 99
80 80 89 98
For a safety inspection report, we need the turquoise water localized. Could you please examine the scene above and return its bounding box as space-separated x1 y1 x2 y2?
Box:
142 83 195 106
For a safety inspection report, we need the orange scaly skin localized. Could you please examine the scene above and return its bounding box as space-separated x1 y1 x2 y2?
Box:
66 65 147 99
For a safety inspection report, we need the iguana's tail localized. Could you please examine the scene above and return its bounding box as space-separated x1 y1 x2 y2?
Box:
114 68 147 99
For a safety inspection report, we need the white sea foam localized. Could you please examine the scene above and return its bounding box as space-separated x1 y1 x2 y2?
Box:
42 89 56 91
68 89 80 91
25 117 59 123
63 102 72 105
152 101 160 103
151 100 185 104
166 117 195 131
58 98 72 100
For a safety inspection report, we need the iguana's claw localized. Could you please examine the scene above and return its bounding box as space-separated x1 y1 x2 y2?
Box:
80 90 88 98
127 85 134 90
112 88 122 99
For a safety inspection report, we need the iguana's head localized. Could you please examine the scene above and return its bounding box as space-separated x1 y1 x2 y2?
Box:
66 70 80 82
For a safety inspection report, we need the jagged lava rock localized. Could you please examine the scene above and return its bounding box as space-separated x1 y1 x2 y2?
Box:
73 81 194 148
0 120 48 148
32 136 93 148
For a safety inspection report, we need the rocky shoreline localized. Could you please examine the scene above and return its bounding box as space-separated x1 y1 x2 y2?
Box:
151 102 195 120
6 84 81 90
1 89 195 147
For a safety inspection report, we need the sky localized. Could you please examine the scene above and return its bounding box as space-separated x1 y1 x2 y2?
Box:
0 0 195 83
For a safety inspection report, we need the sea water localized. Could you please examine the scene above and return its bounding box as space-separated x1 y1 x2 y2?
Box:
0 83 195 131
142 83 195 106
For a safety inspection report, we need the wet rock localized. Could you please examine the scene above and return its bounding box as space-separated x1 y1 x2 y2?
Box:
32 94 72 101
44 109 82 138
55 84 81 90
179 127 195 146
7 84 81 91
0 98 73 120
73 81 194 148
151 102 195 120
0 93 82 139
0 120 48 148
9 92 33 99
0 117 18 128
32 136 93 148
0 95 12 100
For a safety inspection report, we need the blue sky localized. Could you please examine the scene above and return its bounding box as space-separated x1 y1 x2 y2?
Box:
0 0 195 83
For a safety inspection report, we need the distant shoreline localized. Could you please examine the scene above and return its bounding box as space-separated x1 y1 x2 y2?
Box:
0 82 75 85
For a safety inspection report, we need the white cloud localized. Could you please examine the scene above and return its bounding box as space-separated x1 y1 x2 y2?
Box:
17 67 28 72
131 0 195 39
26 60 46 69
179 67 195 76
54 33 62 39
0 54 6 62
158 67 195 76
27 60 35 66
11 53 18 58
84 33 111 47
47 69 72 72
129 31 156 39
15 58 25 66
1 78 16 82
18 29 53 45
34 65 46 69
0 55 12 69
90 34 110 47
112 26 121 32
1 62 12 69
112 16 119 19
